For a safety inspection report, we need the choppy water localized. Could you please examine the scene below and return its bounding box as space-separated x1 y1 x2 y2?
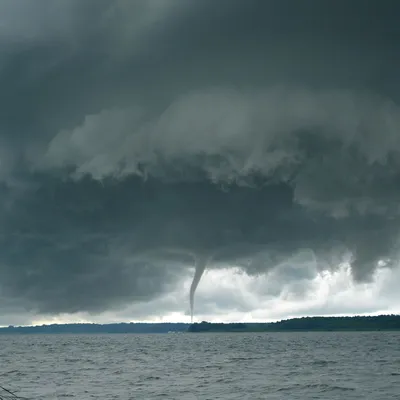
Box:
0 332 399 399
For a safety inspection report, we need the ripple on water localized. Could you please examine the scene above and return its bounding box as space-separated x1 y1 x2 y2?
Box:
0 332 399 399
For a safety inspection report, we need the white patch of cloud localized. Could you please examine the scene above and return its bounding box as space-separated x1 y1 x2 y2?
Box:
26 263 400 326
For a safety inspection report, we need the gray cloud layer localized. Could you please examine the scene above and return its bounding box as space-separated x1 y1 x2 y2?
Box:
1 0 400 318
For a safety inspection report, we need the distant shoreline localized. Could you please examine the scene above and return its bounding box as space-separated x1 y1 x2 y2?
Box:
188 315 400 333
0 315 399 334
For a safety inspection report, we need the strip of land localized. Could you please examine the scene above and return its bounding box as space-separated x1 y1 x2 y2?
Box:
188 315 400 333
0 315 399 334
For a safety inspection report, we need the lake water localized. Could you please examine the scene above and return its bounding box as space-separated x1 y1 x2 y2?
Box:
0 332 399 399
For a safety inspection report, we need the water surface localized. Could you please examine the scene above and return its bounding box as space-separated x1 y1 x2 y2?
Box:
0 332 399 399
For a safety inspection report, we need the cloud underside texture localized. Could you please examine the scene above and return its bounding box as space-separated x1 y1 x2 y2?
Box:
1 0 400 315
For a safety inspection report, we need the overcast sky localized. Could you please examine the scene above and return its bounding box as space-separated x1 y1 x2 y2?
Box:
1 0 400 326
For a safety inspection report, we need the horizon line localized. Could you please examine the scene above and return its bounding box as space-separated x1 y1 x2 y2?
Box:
1 313 399 329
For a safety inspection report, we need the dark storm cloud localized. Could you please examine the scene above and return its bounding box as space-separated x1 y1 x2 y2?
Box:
0 0 400 317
